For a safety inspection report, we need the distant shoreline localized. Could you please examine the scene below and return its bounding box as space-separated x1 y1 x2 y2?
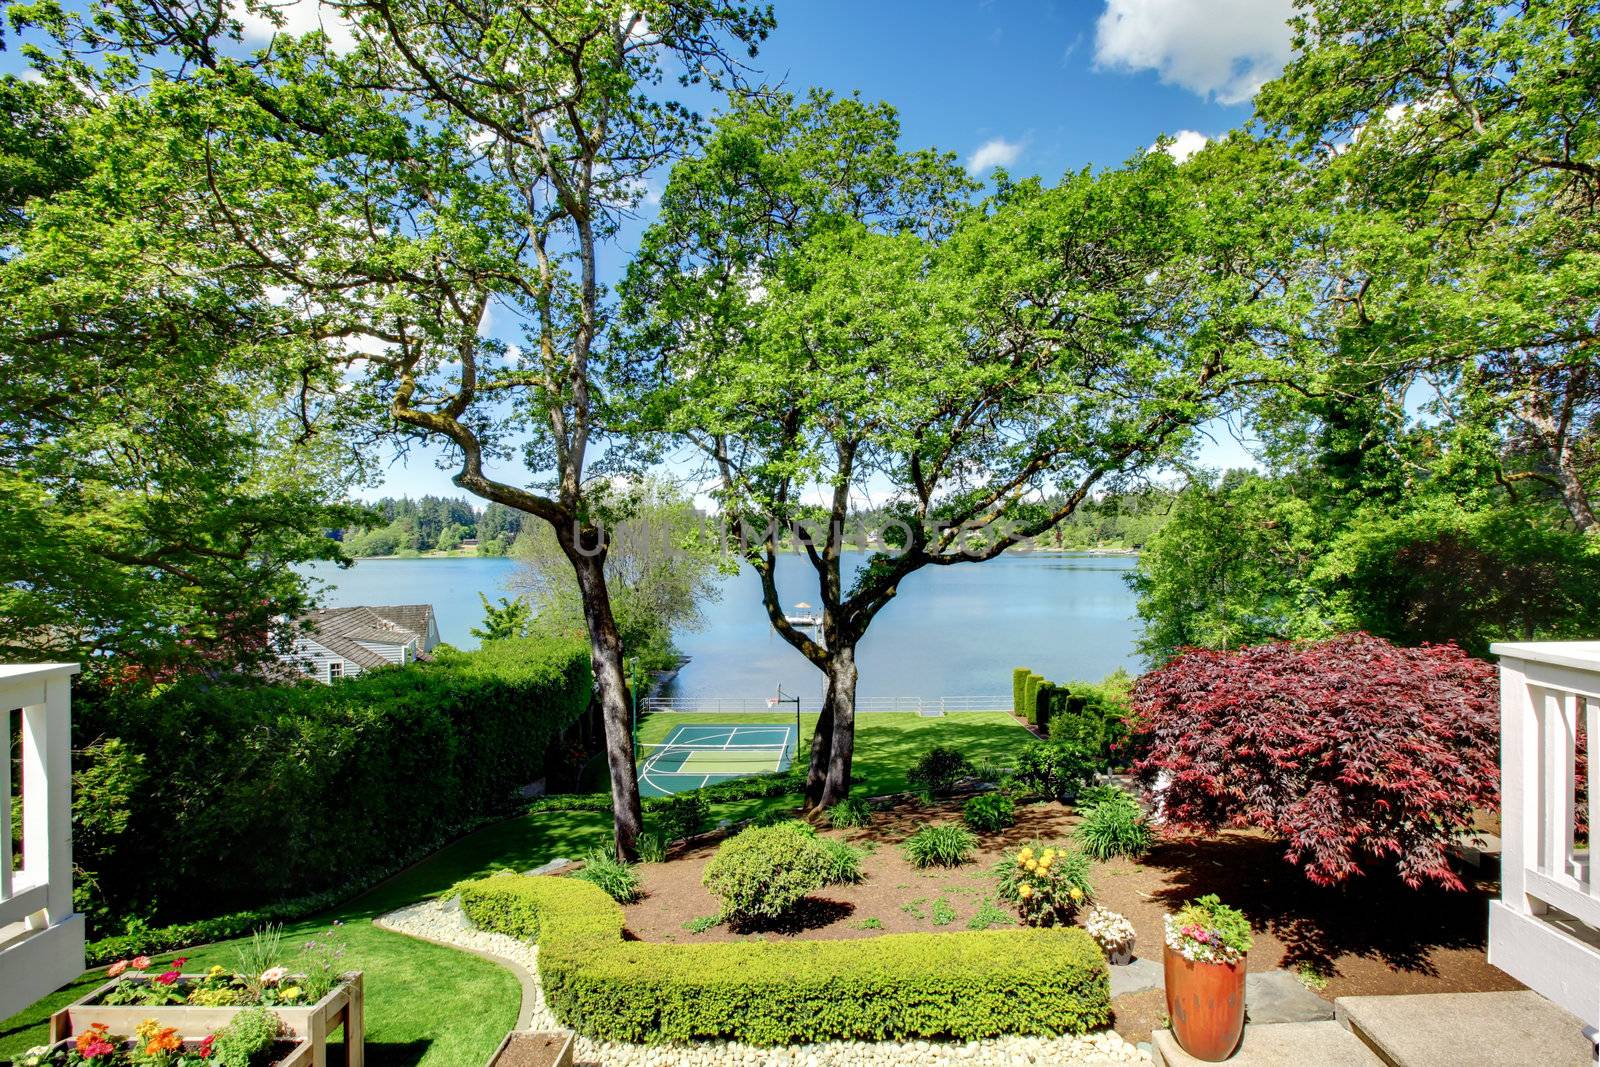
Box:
340 546 1139 562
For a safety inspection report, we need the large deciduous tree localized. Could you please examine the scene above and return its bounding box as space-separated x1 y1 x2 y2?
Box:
14 0 772 857
624 95 1284 808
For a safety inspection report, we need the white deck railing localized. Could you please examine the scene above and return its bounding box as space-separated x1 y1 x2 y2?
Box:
1490 641 1600 1035
1 663 85 1022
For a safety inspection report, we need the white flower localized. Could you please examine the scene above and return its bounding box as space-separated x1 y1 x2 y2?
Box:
1084 908 1136 947
260 966 290 986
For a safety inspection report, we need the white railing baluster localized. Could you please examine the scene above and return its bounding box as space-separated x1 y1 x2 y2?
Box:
1587 696 1599 895
1 707 12 902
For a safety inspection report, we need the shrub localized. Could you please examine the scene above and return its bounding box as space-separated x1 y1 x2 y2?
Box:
1073 784 1125 810
816 837 867 885
902 823 978 868
907 746 974 797
1074 790 1151 860
653 793 709 842
1007 740 1095 801
962 792 1016 833
457 874 1112 1045
996 842 1093 926
76 636 593 932
827 795 873 829
209 1007 283 1067
636 832 668 864
1047 672 1135 768
573 848 642 904
1133 632 1499 889
1012 667 1031 717
702 823 831 922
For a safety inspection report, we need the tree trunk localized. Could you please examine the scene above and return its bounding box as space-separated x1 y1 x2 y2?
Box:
804 690 835 809
565 543 645 860
816 646 858 810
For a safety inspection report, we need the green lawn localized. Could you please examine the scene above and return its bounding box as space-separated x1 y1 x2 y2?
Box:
0 711 1029 1066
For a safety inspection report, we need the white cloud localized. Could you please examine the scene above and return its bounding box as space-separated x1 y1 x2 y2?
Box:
1093 0 1294 105
966 137 1024 175
1155 129 1209 162
231 0 358 55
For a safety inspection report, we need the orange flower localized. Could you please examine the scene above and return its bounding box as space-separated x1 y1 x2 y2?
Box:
76 1023 111 1053
144 1026 182 1055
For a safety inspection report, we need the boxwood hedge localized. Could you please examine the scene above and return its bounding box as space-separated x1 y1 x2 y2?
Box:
456 874 1111 1046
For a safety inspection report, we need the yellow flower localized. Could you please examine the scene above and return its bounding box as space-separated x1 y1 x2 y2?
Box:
1037 857 1052 870
1025 859 1038 871
1069 887 1084 901
1042 848 1056 859
1018 884 1034 899
1018 847 1034 860
282 985 303 1001
208 965 225 976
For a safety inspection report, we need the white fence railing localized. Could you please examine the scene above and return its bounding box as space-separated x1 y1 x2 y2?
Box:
1489 641 1600 1033
1 663 85 1022
643 695 1011 716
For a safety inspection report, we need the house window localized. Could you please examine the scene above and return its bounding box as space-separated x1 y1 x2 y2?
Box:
328 661 343 681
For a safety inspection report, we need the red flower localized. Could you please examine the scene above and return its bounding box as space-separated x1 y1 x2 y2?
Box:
200 1034 216 1058
156 969 181 986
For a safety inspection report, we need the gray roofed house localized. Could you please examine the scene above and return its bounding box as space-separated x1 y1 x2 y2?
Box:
277 604 441 684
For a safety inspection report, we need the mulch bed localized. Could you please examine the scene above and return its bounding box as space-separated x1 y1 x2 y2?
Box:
604 796 1520 1042
488 1031 571 1067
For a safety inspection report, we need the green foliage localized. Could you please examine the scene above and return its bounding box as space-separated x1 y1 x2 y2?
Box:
826 795 873 829
1012 667 1030 717
996 843 1094 927
906 746 974 798
702 823 831 922
962 792 1016 833
1046 673 1134 768
74 637 592 933
1074 792 1152 861
209 1007 284 1067
683 914 720 934
458 874 1112 1044
652 793 710 842
636 832 668 864
1006 740 1095 801
815 837 867 886
966 899 1016 931
1169 894 1254 961
230 925 285 1001
930 898 957 926
470 594 533 642
901 824 978 868
573 848 642 904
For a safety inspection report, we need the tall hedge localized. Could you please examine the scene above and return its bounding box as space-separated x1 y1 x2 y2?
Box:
74 638 592 930
458 874 1110 1045
1011 667 1030 717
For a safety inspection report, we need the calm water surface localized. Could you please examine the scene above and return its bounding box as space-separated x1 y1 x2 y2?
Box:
300 552 1143 700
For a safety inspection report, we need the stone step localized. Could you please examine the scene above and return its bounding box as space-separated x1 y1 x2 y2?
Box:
1335 991 1597 1067
1152 1021 1382 1066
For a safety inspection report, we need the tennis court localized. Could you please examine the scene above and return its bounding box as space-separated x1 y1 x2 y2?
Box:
637 722 797 798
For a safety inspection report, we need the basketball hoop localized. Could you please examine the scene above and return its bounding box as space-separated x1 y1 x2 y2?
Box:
766 696 779 708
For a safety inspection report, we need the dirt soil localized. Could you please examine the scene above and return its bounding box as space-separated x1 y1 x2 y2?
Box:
489 1031 571 1067
612 797 1520 1043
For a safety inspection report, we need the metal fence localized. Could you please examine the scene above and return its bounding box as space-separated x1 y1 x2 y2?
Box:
641 695 1011 717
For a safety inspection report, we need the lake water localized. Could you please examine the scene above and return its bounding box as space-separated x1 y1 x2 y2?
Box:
301 551 1144 701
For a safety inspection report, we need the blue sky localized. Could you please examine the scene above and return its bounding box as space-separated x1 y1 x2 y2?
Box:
7 0 1301 502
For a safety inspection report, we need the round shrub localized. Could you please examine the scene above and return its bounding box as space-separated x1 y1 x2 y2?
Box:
653 793 709 842
827 795 873 829
963 792 1016 833
901 823 978 868
1074 790 1151 860
702 823 832 922
907 746 974 797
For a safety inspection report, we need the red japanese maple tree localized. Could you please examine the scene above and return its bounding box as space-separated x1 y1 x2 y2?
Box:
1132 632 1499 890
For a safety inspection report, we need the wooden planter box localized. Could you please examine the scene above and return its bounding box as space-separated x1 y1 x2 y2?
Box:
51 973 363 1067
484 1029 575 1067
41 1037 314 1066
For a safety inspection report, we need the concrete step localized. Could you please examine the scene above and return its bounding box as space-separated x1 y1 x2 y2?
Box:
1151 1021 1382 1066
1335 990 1597 1066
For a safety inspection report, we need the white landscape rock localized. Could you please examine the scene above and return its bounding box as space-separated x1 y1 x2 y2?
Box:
378 897 1151 1066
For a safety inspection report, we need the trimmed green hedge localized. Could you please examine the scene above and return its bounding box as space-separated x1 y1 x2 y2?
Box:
76 638 592 931
1012 667 1030 717
457 874 1111 1046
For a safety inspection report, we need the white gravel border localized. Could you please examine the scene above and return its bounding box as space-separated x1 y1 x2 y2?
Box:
377 897 1151 1066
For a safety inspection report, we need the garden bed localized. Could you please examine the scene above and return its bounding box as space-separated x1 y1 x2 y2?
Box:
611 795 1520 1042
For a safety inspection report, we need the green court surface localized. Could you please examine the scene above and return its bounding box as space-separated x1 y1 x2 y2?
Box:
637 722 797 797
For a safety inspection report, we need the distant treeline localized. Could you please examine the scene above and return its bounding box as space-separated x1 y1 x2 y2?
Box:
845 487 1175 552
340 495 525 556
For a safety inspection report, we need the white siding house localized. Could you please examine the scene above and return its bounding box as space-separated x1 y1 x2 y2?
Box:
277 605 440 684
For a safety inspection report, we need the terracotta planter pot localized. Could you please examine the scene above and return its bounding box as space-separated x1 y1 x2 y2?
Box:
1163 945 1246 1061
